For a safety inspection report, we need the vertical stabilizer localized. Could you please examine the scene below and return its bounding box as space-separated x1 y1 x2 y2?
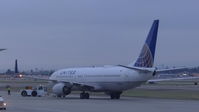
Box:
15 59 19 73
129 20 159 68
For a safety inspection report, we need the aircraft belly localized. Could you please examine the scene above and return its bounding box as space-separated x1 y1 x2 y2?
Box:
100 81 146 91
73 81 146 91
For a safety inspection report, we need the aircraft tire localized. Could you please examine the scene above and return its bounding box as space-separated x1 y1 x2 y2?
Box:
80 93 84 99
110 92 122 99
57 95 62 98
85 93 89 99
80 92 89 99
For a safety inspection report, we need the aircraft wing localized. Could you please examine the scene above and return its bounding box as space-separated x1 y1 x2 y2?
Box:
70 82 95 90
156 67 190 75
0 49 6 51
23 75 95 90
149 67 199 83
119 65 194 75
148 76 199 82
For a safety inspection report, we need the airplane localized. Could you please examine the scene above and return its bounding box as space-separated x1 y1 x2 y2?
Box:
27 20 199 99
48 20 160 99
6 59 23 78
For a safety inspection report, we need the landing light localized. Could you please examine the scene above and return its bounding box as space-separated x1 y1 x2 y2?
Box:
3 103 6 106
19 74 23 78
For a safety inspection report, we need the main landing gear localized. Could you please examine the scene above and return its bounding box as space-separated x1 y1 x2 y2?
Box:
110 92 122 99
80 92 90 99
56 94 66 98
79 91 122 99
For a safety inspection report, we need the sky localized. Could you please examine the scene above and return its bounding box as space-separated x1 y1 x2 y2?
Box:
0 0 199 71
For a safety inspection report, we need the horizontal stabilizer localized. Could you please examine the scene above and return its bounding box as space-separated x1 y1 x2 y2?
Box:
148 76 199 82
156 67 192 75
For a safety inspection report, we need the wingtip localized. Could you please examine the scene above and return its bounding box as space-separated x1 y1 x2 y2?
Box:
0 49 6 51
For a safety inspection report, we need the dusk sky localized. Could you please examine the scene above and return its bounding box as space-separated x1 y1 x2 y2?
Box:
0 0 199 71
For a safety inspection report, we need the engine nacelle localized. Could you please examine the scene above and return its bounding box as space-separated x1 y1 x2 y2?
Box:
52 83 71 96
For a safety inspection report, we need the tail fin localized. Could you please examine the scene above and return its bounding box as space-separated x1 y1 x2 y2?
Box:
130 20 159 68
15 59 19 73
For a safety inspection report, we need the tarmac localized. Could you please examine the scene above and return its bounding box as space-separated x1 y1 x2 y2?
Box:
1 91 199 112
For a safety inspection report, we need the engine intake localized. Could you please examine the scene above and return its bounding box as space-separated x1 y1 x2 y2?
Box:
52 83 71 96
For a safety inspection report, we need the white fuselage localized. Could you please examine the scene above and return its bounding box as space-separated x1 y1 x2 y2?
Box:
49 66 154 91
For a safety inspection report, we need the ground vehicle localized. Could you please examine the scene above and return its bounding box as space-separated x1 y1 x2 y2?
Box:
21 85 47 97
0 96 6 110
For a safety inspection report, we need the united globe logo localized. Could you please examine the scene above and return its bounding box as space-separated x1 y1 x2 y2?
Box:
134 44 153 67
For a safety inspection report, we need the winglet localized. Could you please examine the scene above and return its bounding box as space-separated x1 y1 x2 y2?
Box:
0 49 6 51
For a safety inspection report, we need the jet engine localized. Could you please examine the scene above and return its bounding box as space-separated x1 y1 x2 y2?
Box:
52 83 71 96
